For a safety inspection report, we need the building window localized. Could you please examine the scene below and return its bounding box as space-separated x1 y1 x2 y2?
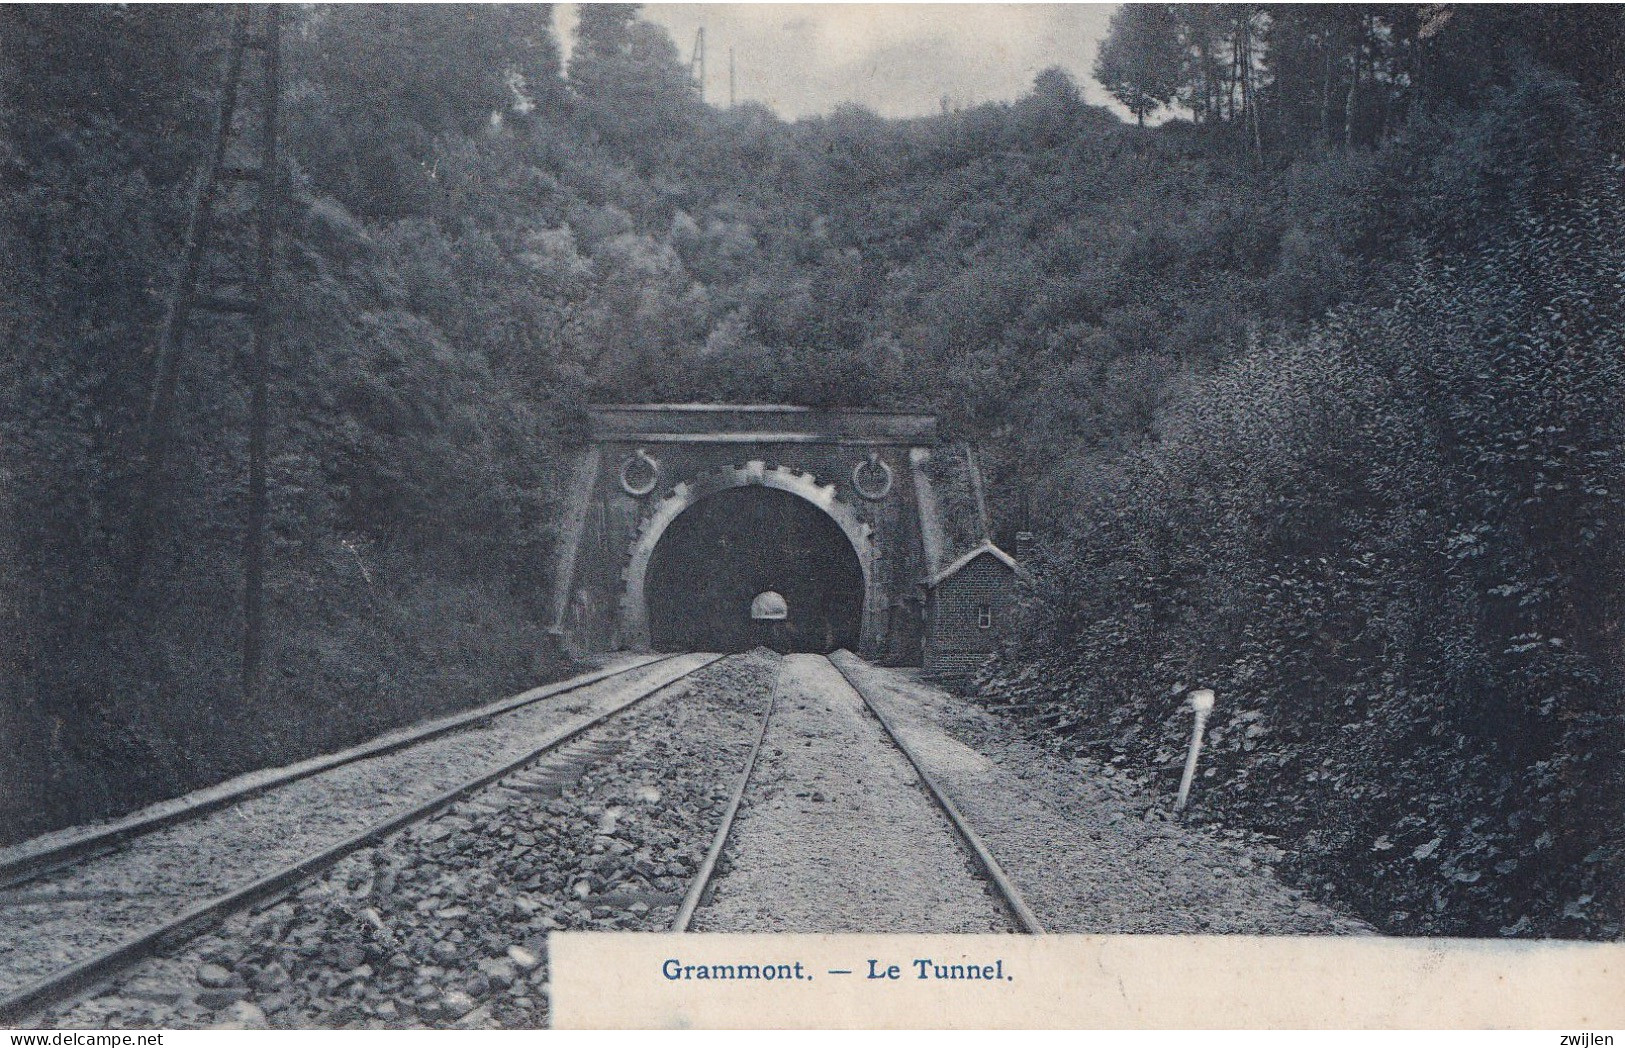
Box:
976 604 993 629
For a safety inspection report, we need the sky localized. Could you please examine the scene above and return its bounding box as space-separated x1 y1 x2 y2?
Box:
556 3 1122 121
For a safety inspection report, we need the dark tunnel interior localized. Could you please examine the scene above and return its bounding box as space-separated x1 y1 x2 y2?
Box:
645 485 864 653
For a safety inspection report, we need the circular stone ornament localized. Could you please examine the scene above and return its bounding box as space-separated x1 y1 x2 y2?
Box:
618 448 661 497
852 453 894 500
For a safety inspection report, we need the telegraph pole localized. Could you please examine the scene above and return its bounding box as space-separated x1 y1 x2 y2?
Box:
126 5 283 699
241 6 281 699
729 46 736 108
689 27 706 102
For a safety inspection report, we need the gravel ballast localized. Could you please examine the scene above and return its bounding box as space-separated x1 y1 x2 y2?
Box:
1 654 717 1004
22 648 1375 1030
831 652 1369 934
692 654 1008 933
39 652 783 1029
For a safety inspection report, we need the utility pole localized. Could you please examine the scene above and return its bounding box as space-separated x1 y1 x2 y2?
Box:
241 7 281 699
126 5 283 699
729 46 736 108
689 26 706 102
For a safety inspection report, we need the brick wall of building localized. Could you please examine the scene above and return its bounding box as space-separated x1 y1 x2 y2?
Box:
924 553 1016 672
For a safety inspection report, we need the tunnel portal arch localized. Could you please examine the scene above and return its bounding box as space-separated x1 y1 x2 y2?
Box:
644 484 865 652
548 404 1000 664
621 460 880 652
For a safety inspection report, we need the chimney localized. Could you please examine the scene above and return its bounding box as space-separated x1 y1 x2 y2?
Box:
1014 531 1035 560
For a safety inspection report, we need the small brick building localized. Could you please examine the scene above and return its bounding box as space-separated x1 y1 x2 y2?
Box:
921 542 1023 673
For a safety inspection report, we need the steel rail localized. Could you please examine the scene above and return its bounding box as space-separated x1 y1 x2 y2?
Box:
0 654 726 1026
0 655 679 891
670 663 784 932
827 653 1047 935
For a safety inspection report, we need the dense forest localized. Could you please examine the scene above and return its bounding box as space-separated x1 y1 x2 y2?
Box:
2 4 1621 938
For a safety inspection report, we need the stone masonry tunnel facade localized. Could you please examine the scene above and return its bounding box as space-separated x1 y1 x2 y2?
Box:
549 404 1000 664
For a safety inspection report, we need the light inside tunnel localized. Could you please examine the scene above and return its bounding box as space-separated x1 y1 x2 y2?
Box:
645 485 863 653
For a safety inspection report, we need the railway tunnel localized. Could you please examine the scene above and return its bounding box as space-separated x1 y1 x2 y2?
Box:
645 485 865 653
550 404 1021 665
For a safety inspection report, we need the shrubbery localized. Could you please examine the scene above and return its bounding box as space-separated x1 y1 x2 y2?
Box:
980 170 1625 937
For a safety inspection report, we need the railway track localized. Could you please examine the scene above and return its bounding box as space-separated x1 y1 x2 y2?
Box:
0 654 680 892
7 650 1042 1027
669 661 782 933
0 653 724 1025
675 653 1044 936
826 655 1045 934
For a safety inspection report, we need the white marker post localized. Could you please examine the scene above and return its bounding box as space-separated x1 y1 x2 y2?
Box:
1175 688 1216 814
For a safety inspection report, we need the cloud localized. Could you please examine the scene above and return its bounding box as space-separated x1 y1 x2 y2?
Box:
559 3 1122 120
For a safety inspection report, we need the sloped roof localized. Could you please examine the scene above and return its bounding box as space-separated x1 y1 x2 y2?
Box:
924 541 1025 588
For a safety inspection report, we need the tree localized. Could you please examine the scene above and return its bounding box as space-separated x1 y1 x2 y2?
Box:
1094 4 1184 125
0 6 221 138
1032 65 1083 110
287 5 561 217
567 5 704 156
571 3 641 64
